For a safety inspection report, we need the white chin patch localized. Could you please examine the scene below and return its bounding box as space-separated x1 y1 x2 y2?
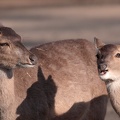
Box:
100 71 120 82
99 72 110 81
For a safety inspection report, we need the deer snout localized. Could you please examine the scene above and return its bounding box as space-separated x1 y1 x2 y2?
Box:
98 63 107 71
98 63 108 75
29 54 38 65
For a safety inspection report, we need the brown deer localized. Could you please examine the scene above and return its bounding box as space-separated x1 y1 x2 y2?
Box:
15 38 108 119
94 38 120 117
0 26 108 120
0 26 37 120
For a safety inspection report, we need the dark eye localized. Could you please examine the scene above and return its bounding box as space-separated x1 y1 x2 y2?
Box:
0 43 9 47
115 53 120 58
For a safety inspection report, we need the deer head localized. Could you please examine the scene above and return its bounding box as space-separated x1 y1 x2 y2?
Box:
94 37 120 86
0 27 37 69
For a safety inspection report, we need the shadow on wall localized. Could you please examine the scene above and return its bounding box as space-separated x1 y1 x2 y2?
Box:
16 67 108 120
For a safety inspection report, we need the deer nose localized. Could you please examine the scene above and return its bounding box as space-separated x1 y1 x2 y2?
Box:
98 63 107 71
29 54 38 65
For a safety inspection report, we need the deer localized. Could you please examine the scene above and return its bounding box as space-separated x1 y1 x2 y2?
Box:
15 38 108 120
94 38 120 117
0 26 108 120
0 26 38 120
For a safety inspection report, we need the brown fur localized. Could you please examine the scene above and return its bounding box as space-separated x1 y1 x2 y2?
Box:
94 38 120 117
0 26 37 120
15 39 108 120
0 26 108 120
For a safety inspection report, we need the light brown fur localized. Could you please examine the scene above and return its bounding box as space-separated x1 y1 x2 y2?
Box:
0 26 37 120
0 26 108 120
0 69 15 120
15 39 108 120
94 38 120 117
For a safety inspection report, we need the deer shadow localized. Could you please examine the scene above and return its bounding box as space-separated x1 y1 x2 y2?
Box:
53 95 107 120
16 67 108 120
16 67 57 120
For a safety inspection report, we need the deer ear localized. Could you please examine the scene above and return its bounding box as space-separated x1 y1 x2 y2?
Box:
94 37 105 55
94 37 105 49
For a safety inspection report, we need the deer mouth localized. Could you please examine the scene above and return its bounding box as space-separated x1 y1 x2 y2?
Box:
99 69 108 75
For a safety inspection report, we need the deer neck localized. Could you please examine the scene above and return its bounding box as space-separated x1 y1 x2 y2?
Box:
106 80 120 116
0 68 16 120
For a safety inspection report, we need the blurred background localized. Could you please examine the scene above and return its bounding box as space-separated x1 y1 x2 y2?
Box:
0 0 120 119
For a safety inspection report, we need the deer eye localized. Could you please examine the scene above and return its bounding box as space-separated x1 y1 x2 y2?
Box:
0 43 9 47
115 53 120 58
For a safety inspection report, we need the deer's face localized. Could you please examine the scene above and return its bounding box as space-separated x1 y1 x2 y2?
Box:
0 27 37 69
95 38 120 85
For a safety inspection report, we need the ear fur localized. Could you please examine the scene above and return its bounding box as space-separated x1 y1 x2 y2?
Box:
94 37 105 54
94 37 105 49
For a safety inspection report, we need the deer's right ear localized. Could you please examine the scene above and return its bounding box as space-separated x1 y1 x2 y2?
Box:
94 37 105 54
94 37 105 49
